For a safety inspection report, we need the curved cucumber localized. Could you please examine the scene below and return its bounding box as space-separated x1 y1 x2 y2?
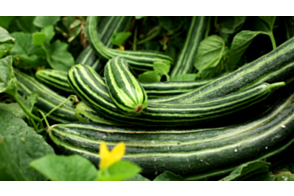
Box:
48 91 294 178
86 16 174 71
68 64 284 127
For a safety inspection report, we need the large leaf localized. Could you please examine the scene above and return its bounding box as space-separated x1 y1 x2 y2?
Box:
16 16 37 33
0 110 55 181
0 27 15 43
10 32 44 69
0 55 18 96
0 110 35 137
30 154 98 181
33 16 60 28
0 103 25 119
0 16 15 29
0 135 54 181
245 171 275 181
41 25 55 45
220 160 271 181
217 16 246 34
44 40 74 71
97 160 141 181
194 35 225 74
229 30 265 66
153 171 184 181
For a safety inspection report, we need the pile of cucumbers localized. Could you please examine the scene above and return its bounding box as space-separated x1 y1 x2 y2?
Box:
15 16 294 180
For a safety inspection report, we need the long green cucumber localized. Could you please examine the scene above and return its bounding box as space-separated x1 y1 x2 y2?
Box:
14 69 78 123
35 68 212 98
67 64 283 127
170 16 208 76
48 91 294 178
35 69 73 93
86 16 174 71
150 37 294 104
104 57 148 115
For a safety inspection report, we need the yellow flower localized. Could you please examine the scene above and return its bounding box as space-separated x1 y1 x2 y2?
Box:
37 66 45 71
99 141 125 169
117 45 125 50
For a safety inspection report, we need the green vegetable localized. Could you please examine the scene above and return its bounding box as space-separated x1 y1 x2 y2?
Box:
104 57 148 115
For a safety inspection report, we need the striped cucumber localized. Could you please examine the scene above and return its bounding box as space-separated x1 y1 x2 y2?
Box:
15 69 78 123
104 57 148 115
170 16 208 76
35 69 212 98
86 16 174 71
48 91 294 178
67 64 284 127
150 37 294 104
36 69 73 93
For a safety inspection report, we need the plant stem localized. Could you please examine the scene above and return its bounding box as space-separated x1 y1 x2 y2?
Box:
38 109 50 128
268 32 277 50
137 25 162 45
133 25 138 51
14 95 42 122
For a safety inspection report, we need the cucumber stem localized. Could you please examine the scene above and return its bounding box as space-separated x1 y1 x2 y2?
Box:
269 82 286 91
137 25 162 45
13 95 42 122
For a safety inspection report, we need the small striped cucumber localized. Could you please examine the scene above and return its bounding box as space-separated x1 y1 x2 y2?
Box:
104 57 148 115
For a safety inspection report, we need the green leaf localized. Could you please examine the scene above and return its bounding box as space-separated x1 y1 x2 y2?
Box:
16 16 37 33
153 61 171 76
0 135 54 180
124 174 150 181
0 27 14 43
32 32 47 46
44 40 74 71
33 16 60 28
0 103 26 119
217 16 246 34
111 32 132 46
275 172 294 181
0 56 18 96
153 171 184 181
245 171 275 181
0 110 35 137
41 25 55 45
27 91 40 111
229 30 265 66
0 43 14 59
138 71 161 83
259 16 276 31
170 73 197 81
97 160 141 181
220 160 271 181
194 35 225 75
0 16 15 29
159 16 185 33
30 154 98 181
10 32 43 69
